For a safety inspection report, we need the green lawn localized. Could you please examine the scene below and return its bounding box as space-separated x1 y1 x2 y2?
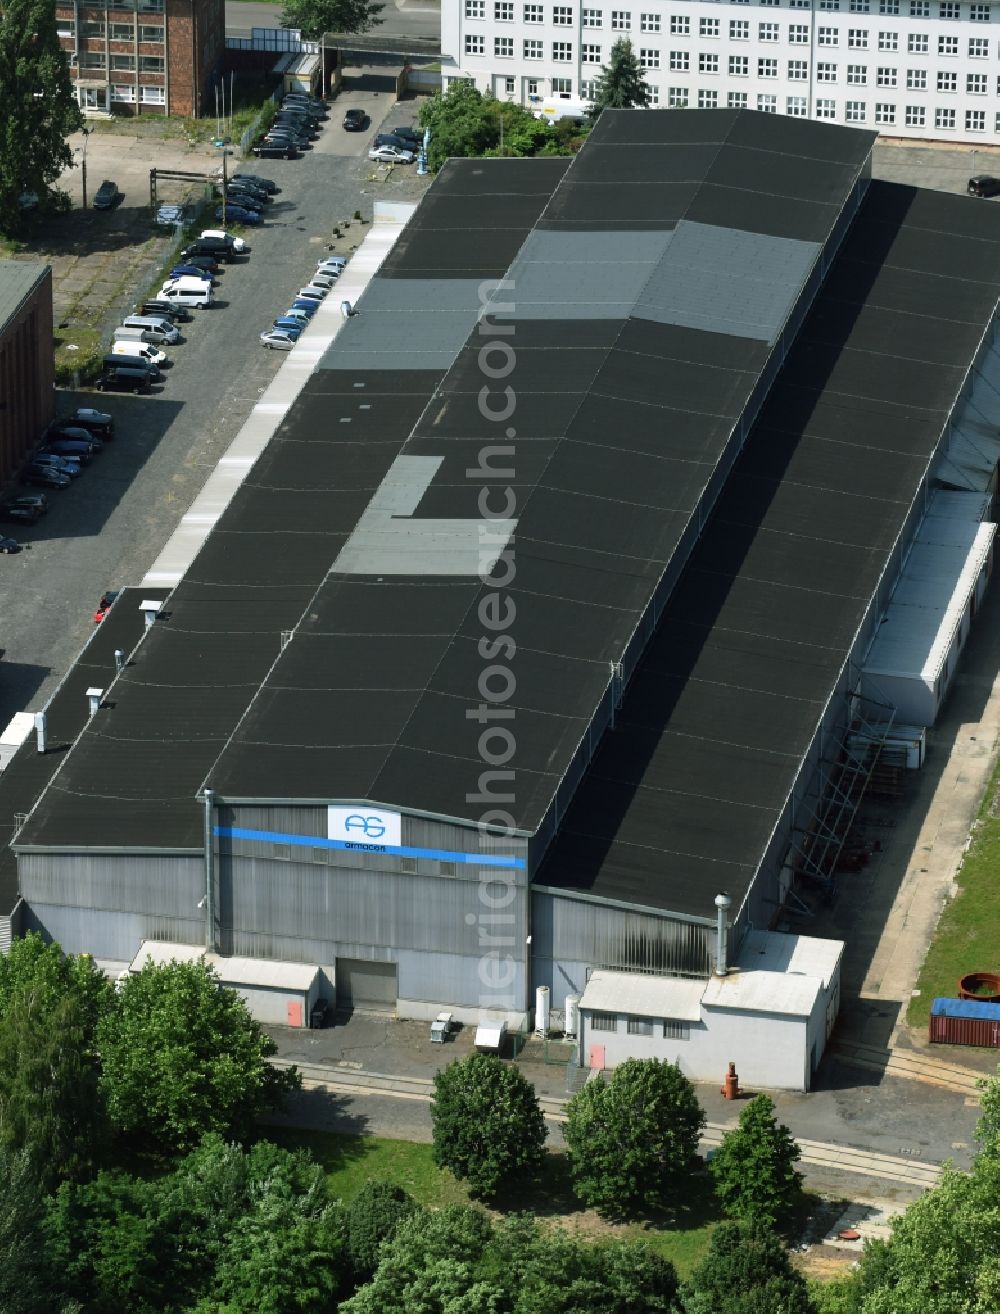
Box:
908 750 1000 1029
268 1128 720 1278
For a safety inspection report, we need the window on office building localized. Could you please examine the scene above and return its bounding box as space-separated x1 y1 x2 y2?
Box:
967 108 987 130
968 71 988 92
759 56 779 75
995 110 1000 130
905 103 926 124
78 51 106 67
110 53 135 69
759 21 779 38
937 68 957 89
465 33 485 52
970 1 990 15
524 38 543 56
908 32 928 51
939 0 960 15
581 42 602 61
728 90 749 106
938 34 958 54
465 0 484 14
730 18 750 37
110 22 132 38
850 0 870 9
848 28 868 46
878 30 898 48
822 0 841 8
495 0 514 17
495 35 514 55
789 22 809 40
874 101 896 121
591 1012 617 1032
138 55 163 72
906 67 926 86
669 49 689 68
524 3 543 19
140 84 164 103
552 75 572 92
816 96 837 116
787 95 808 114
909 0 928 11
935 106 956 127
757 93 778 110
877 65 897 83
969 36 989 55
699 51 718 71
663 1019 691 1040
668 86 688 105
669 14 688 33
847 63 867 81
642 47 662 66
582 6 602 23
641 11 661 30
880 0 899 10
788 58 809 77
818 26 839 43
627 1016 654 1036
552 39 572 58
846 99 867 119
730 53 749 73
138 24 163 40
111 84 136 102
817 61 837 78
579 77 594 96
646 84 659 103
700 15 720 35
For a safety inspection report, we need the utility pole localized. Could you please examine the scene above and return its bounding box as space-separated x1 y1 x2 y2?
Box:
79 127 91 209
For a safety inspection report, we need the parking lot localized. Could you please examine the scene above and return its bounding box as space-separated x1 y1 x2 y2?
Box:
0 71 432 732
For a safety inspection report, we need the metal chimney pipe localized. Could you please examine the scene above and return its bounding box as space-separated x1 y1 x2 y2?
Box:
714 892 732 978
114 648 126 673
86 687 104 719
34 712 47 754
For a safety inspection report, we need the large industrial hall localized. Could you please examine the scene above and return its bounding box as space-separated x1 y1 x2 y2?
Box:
2 109 999 1090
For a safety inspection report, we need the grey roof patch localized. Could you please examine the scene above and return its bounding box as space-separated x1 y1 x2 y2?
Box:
496 229 672 320
634 221 820 343
321 278 486 371
332 455 517 576
0 260 48 332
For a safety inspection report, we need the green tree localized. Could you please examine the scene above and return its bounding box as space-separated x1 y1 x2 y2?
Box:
346 1180 420 1281
0 0 82 232
97 957 300 1155
564 1058 705 1215
418 83 581 171
0 1148 66 1314
681 1219 815 1314
975 1063 1000 1157
709 1094 804 1228
279 0 383 41
588 38 649 119
0 934 112 1185
431 1052 546 1199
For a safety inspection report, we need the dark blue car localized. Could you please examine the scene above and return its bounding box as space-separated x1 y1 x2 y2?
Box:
289 299 318 317
170 265 213 283
215 205 262 226
273 318 304 337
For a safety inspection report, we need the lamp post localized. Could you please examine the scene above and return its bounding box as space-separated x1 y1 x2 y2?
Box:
76 126 92 210
214 142 233 227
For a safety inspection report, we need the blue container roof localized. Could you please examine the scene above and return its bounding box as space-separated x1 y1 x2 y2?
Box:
931 996 1000 1021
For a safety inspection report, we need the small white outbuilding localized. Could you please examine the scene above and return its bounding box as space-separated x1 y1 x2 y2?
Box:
578 930 843 1092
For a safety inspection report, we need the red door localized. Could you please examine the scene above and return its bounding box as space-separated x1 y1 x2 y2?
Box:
287 999 303 1028
588 1044 605 1071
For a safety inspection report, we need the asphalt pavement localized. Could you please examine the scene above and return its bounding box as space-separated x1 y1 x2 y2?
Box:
225 0 441 42
0 74 432 733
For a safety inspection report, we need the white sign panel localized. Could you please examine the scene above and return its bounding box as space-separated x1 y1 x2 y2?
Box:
328 806 401 849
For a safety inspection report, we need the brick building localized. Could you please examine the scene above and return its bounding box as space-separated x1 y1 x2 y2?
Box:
0 263 54 486
55 0 225 118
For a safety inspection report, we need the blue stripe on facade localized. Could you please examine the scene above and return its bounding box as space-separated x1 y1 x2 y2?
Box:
214 825 526 870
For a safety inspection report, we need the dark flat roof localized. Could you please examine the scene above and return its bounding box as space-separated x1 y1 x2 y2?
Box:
537 181 1000 915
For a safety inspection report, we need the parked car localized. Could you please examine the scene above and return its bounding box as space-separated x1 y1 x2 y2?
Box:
374 132 419 153
343 108 366 131
121 315 180 345
309 270 339 291
64 407 114 439
226 181 269 204
260 329 298 351
200 229 249 253
368 144 414 164
44 436 98 461
220 191 264 213
265 128 311 148
0 494 48 524
111 340 166 368
32 452 82 476
169 264 215 284
140 298 191 323
273 317 305 337
23 463 71 490
214 204 262 226
284 93 327 114
275 110 319 130
182 240 237 265
296 286 327 302
158 279 214 308
968 175 1000 198
316 256 347 274
94 591 119 622
289 299 319 317
253 142 298 160
96 366 151 394
180 254 221 274
0 536 21 554
280 308 311 327
47 419 100 443
391 125 423 147
231 172 278 194
93 179 122 209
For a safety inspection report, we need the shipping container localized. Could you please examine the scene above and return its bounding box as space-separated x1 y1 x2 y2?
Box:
929 996 1000 1048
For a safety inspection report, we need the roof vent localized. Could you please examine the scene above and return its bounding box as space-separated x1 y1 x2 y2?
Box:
34 712 47 754
86 687 104 718
139 598 163 628
714 892 732 978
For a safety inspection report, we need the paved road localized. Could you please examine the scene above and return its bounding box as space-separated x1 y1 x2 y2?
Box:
226 0 441 42
0 77 430 733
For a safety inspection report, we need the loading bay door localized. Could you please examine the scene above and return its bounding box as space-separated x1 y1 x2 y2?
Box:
336 959 397 1010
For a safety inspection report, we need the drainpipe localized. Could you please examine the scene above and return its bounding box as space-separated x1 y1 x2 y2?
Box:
714 891 731 977
203 788 216 951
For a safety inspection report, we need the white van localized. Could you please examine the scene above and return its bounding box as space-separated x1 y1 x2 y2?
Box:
114 325 172 351
158 278 213 309
111 340 167 367
121 315 179 345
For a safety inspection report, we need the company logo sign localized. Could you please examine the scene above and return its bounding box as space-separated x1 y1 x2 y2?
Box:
328 806 401 851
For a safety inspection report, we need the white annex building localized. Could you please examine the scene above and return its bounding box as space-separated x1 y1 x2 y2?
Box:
442 0 1000 144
